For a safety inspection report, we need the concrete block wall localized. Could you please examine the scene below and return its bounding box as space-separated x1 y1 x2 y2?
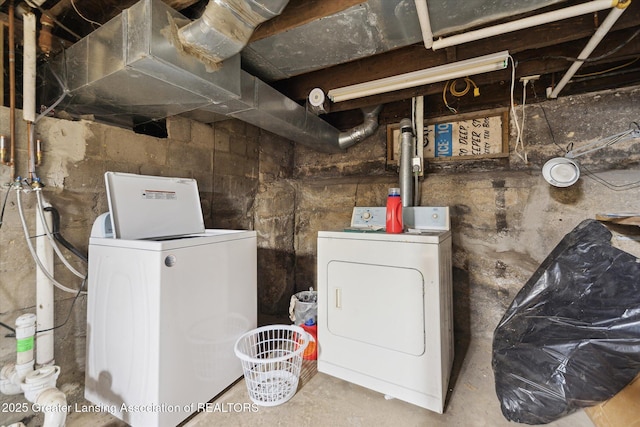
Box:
0 110 264 423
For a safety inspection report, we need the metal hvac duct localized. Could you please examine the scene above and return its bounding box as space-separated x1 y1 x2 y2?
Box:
47 0 380 153
177 0 289 67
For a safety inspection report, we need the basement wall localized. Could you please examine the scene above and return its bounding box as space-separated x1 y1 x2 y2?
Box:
0 84 639 422
292 85 640 340
0 110 286 423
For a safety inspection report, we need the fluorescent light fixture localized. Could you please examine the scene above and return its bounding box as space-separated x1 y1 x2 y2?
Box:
327 51 510 103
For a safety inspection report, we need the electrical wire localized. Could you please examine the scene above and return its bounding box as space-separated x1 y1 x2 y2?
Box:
22 0 82 41
508 55 528 163
580 165 640 191
36 281 86 334
538 105 569 154
70 0 102 28
540 113 640 190
519 28 640 65
574 57 640 78
0 321 16 334
442 78 479 114
0 185 11 230
514 79 529 163
44 206 88 263
36 51 70 123
36 190 87 278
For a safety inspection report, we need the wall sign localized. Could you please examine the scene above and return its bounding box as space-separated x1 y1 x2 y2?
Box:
387 109 509 164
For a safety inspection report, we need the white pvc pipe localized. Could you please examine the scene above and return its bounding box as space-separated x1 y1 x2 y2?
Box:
15 314 37 366
431 0 618 50
414 0 433 49
36 205 55 367
548 5 628 98
1 315 37 396
22 366 66 427
22 11 36 123
36 387 67 427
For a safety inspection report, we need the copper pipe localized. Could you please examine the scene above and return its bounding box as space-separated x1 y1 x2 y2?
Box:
8 0 16 180
36 139 43 167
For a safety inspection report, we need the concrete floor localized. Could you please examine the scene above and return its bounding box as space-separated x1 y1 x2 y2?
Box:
182 337 594 427
58 336 595 427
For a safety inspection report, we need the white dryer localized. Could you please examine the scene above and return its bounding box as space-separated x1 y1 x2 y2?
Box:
317 210 453 413
85 172 256 427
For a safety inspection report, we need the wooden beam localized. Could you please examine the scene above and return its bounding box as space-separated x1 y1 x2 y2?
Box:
250 0 366 43
274 3 640 104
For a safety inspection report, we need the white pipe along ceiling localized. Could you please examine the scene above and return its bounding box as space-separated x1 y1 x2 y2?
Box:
549 2 630 98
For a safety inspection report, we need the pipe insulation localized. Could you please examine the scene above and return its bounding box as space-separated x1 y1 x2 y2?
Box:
23 11 37 123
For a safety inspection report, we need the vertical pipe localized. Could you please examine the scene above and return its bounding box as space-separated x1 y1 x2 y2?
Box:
24 11 37 181
399 118 414 208
36 205 55 367
414 0 433 49
548 4 629 98
15 314 37 366
0 21 4 105
23 11 37 123
414 97 424 206
8 0 16 180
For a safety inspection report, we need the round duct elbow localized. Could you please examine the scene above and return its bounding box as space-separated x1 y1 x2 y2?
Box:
338 105 383 150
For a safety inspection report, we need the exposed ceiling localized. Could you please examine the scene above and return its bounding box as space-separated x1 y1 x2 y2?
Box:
2 0 640 132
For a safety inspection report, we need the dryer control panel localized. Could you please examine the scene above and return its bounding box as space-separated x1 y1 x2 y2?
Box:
350 207 386 229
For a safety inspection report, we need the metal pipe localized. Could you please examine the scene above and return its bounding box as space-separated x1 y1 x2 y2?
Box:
548 1 630 98
430 0 620 50
413 96 424 206
177 0 289 66
338 105 383 149
38 0 74 56
399 118 414 208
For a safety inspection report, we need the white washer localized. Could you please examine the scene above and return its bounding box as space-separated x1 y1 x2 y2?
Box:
85 173 256 427
317 227 453 413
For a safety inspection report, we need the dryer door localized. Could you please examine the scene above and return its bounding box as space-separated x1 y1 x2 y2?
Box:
327 260 425 356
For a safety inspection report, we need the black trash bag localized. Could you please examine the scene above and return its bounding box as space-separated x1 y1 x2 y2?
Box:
492 219 640 424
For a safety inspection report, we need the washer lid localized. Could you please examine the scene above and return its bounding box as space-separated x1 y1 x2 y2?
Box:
542 157 580 187
105 172 205 239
